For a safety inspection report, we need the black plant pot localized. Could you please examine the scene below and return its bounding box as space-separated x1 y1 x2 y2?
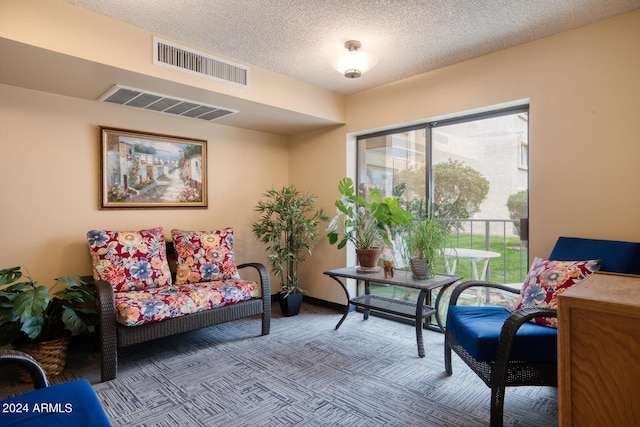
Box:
279 292 304 317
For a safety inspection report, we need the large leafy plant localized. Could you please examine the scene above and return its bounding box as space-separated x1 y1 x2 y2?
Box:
0 266 97 346
327 177 413 249
252 186 329 297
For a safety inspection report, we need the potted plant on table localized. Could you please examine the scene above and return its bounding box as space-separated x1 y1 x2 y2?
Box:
326 177 413 270
0 266 97 380
252 186 329 316
401 215 448 279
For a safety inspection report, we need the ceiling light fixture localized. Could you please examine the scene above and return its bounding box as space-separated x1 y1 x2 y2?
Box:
331 40 378 79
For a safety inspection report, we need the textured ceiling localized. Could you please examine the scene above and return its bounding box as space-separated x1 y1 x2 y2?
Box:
67 0 639 95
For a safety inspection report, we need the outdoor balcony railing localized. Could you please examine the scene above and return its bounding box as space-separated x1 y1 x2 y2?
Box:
441 218 529 285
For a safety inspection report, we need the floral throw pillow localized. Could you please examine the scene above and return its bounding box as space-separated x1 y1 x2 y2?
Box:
87 227 172 292
171 228 240 285
508 257 600 327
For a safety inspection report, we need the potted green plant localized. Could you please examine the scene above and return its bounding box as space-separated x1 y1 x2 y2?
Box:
401 215 448 279
0 266 97 379
326 177 413 270
252 186 329 316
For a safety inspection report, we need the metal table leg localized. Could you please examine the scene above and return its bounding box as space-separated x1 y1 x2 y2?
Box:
363 280 370 320
416 289 427 357
327 275 350 330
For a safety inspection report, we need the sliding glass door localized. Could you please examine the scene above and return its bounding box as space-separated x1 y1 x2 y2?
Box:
356 107 529 321
432 110 528 281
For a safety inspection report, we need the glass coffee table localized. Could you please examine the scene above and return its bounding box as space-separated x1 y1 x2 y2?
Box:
324 267 462 358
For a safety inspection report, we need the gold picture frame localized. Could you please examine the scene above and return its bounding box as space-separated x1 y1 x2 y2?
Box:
100 127 207 209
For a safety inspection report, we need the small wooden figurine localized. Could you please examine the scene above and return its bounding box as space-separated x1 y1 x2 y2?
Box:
383 259 395 278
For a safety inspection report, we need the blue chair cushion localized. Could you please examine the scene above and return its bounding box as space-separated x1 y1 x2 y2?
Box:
447 305 557 363
0 379 110 426
550 236 640 275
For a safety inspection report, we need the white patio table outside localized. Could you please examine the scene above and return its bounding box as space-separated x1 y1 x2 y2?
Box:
443 247 501 281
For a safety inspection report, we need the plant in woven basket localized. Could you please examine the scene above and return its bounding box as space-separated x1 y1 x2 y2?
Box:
0 266 97 375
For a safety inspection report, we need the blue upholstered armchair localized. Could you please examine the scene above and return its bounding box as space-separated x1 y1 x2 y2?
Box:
444 236 640 427
0 349 111 426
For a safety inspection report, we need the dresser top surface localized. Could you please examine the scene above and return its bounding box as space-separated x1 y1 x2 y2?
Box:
561 271 640 308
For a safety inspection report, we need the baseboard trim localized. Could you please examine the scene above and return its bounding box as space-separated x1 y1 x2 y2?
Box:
270 294 353 313
302 295 354 312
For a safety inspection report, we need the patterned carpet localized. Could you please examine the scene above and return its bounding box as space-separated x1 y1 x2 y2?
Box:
0 304 558 426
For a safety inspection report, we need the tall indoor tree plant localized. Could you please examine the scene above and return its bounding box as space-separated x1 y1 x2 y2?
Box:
326 177 413 269
252 186 329 316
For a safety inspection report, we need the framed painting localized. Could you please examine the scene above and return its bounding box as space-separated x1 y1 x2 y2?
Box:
100 127 207 209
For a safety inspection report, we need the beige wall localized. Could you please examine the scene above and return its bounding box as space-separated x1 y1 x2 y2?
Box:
1 6 639 303
292 10 640 304
0 83 288 283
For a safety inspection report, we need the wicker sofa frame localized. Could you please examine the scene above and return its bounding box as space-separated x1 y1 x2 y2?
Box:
88 242 271 382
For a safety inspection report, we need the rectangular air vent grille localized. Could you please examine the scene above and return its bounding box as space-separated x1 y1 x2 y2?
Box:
98 85 238 122
154 37 249 88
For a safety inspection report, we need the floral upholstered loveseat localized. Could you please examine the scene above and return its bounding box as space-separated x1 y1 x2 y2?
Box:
86 227 270 382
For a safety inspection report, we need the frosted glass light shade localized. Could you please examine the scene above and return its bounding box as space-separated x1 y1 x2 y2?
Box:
330 41 378 78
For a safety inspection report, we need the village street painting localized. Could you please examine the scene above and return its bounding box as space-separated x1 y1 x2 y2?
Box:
100 128 207 208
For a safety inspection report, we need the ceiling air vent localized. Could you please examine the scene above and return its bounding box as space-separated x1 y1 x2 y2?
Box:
98 85 238 122
153 37 249 88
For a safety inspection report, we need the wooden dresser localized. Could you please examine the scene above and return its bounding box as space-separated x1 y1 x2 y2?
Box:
558 272 640 426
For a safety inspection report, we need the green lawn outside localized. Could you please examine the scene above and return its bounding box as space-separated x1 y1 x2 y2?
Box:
437 233 529 284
